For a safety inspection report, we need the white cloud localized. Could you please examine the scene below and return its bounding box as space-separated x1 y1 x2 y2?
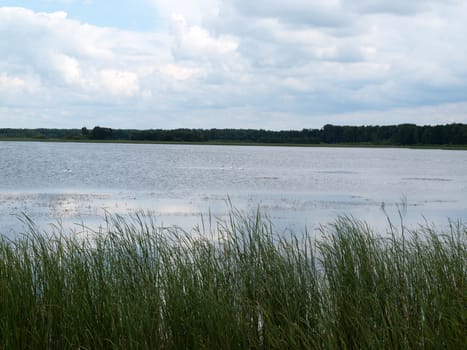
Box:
0 2 466 128
325 102 467 127
230 0 348 27
0 71 42 106
0 7 169 101
160 64 202 81
171 14 238 60
97 69 140 97
152 0 219 24
51 54 81 85
0 73 26 90
343 0 445 15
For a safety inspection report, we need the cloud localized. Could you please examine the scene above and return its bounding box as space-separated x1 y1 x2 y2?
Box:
150 0 220 27
160 64 202 81
229 0 349 28
325 102 467 127
98 70 140 97
170 14 238 61
0 2 466 129
343 0 444 15
0 7 170 101
50 54 81 85
0 73 26 91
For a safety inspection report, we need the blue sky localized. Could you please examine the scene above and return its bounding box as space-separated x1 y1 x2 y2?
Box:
1 0 467 129
2 0 161 31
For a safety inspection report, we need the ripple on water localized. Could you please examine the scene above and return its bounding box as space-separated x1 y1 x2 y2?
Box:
402 177 451 182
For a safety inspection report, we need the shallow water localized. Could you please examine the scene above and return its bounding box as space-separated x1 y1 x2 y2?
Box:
1 142 466 236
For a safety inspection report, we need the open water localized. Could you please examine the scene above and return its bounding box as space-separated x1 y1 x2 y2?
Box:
1 141 466 237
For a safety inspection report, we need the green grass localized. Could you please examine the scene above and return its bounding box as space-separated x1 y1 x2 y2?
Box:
1 210 465 349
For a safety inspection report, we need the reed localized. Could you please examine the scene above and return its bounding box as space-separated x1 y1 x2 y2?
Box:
1 210 465 349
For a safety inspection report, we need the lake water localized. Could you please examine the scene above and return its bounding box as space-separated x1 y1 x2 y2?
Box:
1 141 466 237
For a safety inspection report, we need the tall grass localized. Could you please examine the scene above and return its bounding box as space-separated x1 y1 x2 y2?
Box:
1 210 465 349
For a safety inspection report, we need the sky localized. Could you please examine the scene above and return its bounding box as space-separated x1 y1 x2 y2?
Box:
1 0 467 130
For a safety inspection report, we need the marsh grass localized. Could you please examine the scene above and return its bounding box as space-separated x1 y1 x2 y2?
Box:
0 210 465 349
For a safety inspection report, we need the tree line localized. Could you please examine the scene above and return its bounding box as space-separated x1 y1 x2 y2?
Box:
0 123 466 145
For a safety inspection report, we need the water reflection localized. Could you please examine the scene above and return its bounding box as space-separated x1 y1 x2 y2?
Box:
0 190 463 239
0 142 466 237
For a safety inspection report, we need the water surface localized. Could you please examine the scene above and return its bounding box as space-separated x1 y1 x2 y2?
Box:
1 142 466 236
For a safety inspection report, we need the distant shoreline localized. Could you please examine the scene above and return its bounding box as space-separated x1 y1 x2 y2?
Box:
0 137 466 150
1 123 466 148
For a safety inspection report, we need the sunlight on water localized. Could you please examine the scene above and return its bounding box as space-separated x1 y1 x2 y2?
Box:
1 142 466 236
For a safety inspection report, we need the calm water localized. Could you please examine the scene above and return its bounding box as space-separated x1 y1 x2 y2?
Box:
1 141 466 236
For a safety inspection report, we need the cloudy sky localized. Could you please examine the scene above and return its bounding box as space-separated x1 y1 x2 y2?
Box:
1 0 466 129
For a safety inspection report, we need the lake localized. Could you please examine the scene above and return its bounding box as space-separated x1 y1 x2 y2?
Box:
1 141 466 237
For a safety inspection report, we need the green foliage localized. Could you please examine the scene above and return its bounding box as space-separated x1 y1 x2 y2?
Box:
1 123 466 145
0 128 82 139
81 127 89 138
0 212 465 349
90 126 114 140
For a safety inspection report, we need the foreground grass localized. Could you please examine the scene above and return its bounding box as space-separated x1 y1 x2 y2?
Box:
0 211 465 349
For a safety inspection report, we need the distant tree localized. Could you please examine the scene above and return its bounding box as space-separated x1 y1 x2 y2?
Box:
0 124 465 145
392 124 418 145
322 124 342 143
90 126 113 140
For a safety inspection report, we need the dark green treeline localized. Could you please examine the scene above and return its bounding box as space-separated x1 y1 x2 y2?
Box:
1 123 466 145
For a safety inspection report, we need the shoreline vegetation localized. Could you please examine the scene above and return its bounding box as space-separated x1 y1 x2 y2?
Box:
1 123 466 149
1 210 465 349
